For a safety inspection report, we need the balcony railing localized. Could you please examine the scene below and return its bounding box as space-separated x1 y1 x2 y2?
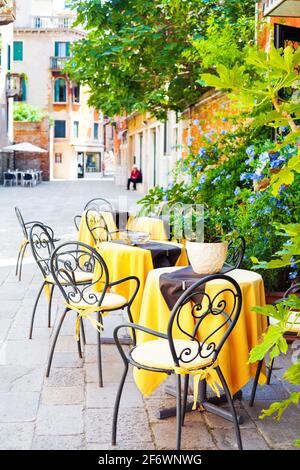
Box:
6 73 21 98
0 0 16 25
50 57 69 71
263 0 300 17
32 15 75 29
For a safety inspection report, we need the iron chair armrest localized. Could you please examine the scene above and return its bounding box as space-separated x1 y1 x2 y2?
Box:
108 275 140 307
113 323 168 362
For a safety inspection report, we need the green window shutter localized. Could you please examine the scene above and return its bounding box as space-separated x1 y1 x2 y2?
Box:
54 42 59 57
13 42 23 61
7 45 11 71
21 79 27 101
66 42 70 57
54 120 66 138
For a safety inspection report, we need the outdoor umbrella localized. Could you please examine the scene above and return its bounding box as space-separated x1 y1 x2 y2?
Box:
1 142 48 172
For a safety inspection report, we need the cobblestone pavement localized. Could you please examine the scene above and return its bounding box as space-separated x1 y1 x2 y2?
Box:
0 181 299 450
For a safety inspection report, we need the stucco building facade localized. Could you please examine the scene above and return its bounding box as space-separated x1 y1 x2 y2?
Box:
13 0 104 180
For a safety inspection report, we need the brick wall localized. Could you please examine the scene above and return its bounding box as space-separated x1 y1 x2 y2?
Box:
14 118 52 181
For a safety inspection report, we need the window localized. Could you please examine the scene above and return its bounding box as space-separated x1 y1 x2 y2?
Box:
13 42 23 61
55 153 62 163
54 120 66 138
54 78 67 103
73 121 79 139
72 81 80 103
7 45 11 71
93 123 99 140
54 41 70 57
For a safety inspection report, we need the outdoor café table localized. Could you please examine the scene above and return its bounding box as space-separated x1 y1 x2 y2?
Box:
133 266 267 401
92 241 189 323
78 210 119 247
127 216 168 241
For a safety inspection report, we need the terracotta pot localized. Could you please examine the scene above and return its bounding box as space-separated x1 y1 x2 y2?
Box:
186 241 228 274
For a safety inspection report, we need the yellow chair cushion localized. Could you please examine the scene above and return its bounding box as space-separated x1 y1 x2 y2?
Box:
131 339 214 371
69 291 127 310
46 271 93 284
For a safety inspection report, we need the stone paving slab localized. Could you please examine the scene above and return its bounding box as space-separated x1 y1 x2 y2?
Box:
35 405 84 436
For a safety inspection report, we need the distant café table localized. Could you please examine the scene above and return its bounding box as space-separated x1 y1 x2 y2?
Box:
127 216 169 241
92 241 189 323
133 267 267 398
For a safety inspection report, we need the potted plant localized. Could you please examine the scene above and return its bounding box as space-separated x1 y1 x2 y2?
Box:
184 207 229 274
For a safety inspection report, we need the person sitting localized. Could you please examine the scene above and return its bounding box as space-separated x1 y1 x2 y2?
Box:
127 165 142 190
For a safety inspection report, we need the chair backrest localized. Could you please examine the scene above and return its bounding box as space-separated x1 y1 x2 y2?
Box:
50 241 109 307
84 198 114 212
24 173 33 181
29 223 56 278
74 215 82 232
226 236 246 269
284 283 300 298
15 206 28 239
4 172 14 180
85 209 110 245
167 274 242 366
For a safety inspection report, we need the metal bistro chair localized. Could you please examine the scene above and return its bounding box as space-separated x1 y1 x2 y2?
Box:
249 282 300 407
84 198 114 212
112 274 243 450
23 172 35 187
225 235 246 270
85 209 119 246
28 223 63 338
15 206 48 281
74 215 82 232
46 242 140 387
3 172 16 187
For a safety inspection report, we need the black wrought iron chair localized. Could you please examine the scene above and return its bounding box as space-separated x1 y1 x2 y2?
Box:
85 209 111 245
47 242 140 387
15 206 50 281
112 274 243 450
28 223 63 339
249 282 300 407
74 215 82 232
225 235 246 270
84 198 114 212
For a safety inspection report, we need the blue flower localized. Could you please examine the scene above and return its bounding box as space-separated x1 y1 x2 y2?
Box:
190 160 197 167
222 117 228 122
163 194 169 202
234 187 241 196
226 175 231 180
212 176 221 184
187 136 194 146
199 174 207 184
248 195 255 204
258 152 269 164
198 147 206 158
252 170 264 181
262 206 272 214
246 146 255 157
240 172 251 181
289 271 298 280
245 157 254 165
193 119 200 126
220 130 227 135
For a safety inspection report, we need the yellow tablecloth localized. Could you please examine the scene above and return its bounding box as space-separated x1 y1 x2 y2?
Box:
134 267 267 396
78 210 118 247
127 216 168 241
92 242 189 323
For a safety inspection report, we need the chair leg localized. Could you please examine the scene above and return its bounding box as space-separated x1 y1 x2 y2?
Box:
80 318 86 345
29 282 45 339
266 358 274 385
216 366 243 450
112 363 129 446
126 306 136 345
176 374 182 450
97 312 103 388
48 284 54 328
15 245 22 277
77 314 83 359
182 374 189 426
249 360 263 407
18 243 27 281
46 308 68 377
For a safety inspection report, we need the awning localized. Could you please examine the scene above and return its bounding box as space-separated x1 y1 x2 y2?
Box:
73 144 104 153
263 0 300 17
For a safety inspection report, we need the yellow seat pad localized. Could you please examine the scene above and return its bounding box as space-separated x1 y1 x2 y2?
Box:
69 291 127 310
131 338 213 371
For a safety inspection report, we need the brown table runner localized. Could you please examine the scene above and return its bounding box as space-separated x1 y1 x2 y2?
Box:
111 240 181 269
159 264 234 310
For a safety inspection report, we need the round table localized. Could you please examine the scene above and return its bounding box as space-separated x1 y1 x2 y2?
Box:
134 267 267 397
92 242 189 323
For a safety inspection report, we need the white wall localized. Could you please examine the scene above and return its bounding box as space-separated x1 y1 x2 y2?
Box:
0 22 14 148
